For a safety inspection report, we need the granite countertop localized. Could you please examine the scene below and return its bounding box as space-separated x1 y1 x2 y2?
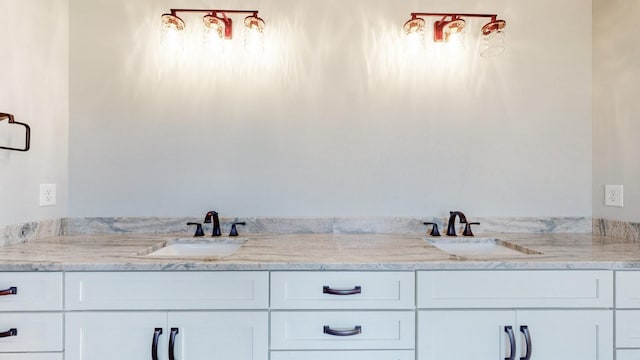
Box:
0 232 639 271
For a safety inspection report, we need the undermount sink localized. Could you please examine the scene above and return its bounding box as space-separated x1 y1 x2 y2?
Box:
141 238 247 258
427 238 542 257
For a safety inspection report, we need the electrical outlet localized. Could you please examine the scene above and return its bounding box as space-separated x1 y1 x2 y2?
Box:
39 184 57 206
605 185 623 207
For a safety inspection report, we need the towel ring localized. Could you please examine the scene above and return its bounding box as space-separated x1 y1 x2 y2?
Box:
0 113 30 152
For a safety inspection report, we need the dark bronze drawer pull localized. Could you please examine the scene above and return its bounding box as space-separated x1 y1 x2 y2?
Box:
323 325 362 336
505 326 515 360
323 286 361 296
169 328 179 360
151 328 162 360
0 328 17 338
0 287 17 296
520 325 532 360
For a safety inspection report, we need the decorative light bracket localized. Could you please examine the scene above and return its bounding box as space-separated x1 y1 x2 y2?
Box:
404 12 507 57
161 8 264 41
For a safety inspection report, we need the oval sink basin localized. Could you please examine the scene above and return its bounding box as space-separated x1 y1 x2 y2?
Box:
427 238 542 257
141 238 247 258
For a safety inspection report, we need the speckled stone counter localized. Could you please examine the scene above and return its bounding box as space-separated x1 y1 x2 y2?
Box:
0 232 639 271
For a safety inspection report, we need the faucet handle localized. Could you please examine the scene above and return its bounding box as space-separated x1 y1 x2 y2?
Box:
229 222 246 237
463 222 480 237
423 222 441 237
187 222 205 237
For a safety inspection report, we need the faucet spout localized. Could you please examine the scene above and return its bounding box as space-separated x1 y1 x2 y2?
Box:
446 211 467 236
204 211 222 237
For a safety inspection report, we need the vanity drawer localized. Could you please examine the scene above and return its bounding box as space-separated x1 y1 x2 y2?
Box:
0 313 62 352
616 272 640 308
0 273 62 311
0 355 62 360
617 350 640 360
271 350 415 360
270 311 415 350
65 271 268 310
616 310 640 348
270 271 414 309
417 270 613 308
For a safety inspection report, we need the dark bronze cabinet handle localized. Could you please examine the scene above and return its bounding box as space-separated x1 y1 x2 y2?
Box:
505 326 516 360
151 328 163 360
323 286 362 296
323 325 362 336
0 328 17 338
520 325 532 360
169 328 179 360
0 287 17 296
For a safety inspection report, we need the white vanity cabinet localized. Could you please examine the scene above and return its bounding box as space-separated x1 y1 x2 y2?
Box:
417 271 614 360
0 260 629 360
64 272 269 360
0 273 63 360
65 311 268 360
270 271 415 360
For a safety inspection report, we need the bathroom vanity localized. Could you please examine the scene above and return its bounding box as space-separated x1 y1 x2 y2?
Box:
0 232 637 360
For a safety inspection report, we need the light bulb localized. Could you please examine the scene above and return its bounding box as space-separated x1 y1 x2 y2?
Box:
161 14 185 52
203 15 226 50
244 15 265 53
404 18 426 54
443 19 466 51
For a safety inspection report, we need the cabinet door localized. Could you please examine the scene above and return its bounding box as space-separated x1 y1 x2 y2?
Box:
168 312 268 360
418 310 515 360
517 310 613 360
65 312 167 360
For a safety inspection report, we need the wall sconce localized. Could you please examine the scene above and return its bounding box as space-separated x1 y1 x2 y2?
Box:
404 12 507 57
161 9 265 52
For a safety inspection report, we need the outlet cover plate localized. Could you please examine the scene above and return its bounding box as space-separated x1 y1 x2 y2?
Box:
39 184 57 206
605 185 623 207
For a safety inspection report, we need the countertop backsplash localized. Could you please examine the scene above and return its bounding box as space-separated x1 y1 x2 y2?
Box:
593 218 640 243
62 216 592 236
1 216 594 246
0 218 63 247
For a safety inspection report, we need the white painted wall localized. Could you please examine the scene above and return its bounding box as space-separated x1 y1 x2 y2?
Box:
593 0 640 222
68 0 592 218
0 0 69 226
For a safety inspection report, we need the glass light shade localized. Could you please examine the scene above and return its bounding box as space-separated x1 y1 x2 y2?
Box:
161 14 185 51
442 19 466 53
480 20 506 57
404 18 426 54
431 18 466 55
161 13 185 31
203 15 226 48
443 19 466 42
244 15 265 53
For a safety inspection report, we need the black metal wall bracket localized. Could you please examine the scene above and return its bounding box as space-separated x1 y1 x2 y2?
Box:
0 113 30 152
